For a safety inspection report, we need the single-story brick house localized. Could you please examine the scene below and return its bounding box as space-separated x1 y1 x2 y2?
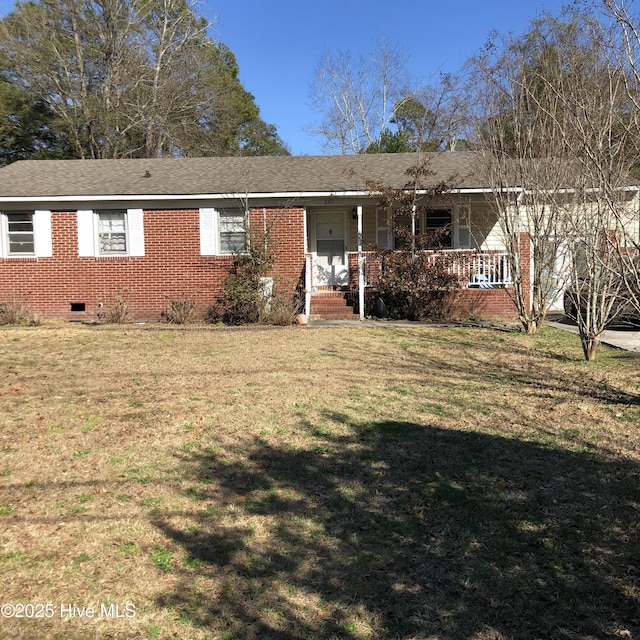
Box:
0 152 529 322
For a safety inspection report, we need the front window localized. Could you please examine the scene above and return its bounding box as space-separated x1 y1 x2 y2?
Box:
376 208 391 249
393 213 420 250
7 212 34 255
219 209 247 254
424 210 452 248
97 210 127 254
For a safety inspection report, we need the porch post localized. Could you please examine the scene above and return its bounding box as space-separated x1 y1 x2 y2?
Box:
357 205 364 320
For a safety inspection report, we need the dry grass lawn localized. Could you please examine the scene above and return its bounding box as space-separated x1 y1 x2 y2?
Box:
0 323 639 640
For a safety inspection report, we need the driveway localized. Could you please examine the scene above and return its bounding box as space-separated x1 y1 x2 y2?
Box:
547 319 640 353
309 316 640 353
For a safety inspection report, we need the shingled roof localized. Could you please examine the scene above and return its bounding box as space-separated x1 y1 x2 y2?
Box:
0 152 482 199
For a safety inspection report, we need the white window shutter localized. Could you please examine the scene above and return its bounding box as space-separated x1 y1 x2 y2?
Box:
33 210 53 257
77 210 96 257
127 208 145 256
199 208 218 255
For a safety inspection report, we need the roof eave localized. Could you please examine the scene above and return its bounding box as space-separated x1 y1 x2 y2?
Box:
0 186 490 204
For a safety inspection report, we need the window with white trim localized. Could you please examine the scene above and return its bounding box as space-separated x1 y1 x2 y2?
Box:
77 209 145 257
391 209 453 250
218 209 247 254
392 213 417 250
97 210 127 254
6 211 35 255
199 207 248 256
1 210 52 258
424 209 452 248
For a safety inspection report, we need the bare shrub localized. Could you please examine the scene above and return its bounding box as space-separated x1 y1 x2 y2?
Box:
165 298 196 325
377 248 461 321
366 158 462 321
259 284 302 326
0 298 29 325
208 231 277 325
101 296 131 324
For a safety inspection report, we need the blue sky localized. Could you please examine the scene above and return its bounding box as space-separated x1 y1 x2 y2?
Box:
0 0 568 155
207 0 568 155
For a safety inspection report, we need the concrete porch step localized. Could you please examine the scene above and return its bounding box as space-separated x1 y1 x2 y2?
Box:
310 291 358 320
311 312 358 320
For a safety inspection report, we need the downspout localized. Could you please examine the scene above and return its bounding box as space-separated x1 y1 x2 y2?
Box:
303 207 311 319
357 205 365 320
515 189 532 313
636 187 640 246
411 203 417 263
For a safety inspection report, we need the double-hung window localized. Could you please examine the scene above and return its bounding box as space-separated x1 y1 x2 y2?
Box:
392 212 422 250
0 210 52 258
390 209 453 250
6 212 35 255
218 209 247 254
424 209 452 248
199 208 248 256
97 210 127 254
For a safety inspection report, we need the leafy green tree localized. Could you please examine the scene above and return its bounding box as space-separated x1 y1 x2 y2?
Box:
0 77 71 163
0 0 288 160
363 128 414 154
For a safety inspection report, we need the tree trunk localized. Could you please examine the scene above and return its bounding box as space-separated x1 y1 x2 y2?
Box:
581 336 600 361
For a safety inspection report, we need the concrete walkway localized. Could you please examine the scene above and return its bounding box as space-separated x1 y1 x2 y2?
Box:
546 320 640 353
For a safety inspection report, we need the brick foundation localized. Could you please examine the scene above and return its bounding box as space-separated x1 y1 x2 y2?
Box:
450 287 516 321
345 236 532 321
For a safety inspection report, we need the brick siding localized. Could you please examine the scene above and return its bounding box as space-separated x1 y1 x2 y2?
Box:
0 207 305 322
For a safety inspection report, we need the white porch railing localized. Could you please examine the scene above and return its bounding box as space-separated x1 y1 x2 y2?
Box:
358 250 513 289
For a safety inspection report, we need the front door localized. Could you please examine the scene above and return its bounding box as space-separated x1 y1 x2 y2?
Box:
546 242 570 312
314 211 348 286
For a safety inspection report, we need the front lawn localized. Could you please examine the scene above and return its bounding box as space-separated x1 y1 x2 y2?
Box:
0 324 638 639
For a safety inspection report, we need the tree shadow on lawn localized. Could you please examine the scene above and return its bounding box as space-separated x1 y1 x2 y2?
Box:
155 418 640 639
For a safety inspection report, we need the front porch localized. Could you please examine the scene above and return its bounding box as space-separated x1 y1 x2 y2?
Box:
304 249 515 321
302 202 523 321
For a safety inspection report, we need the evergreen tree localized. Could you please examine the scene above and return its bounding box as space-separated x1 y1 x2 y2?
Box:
0 0 288 160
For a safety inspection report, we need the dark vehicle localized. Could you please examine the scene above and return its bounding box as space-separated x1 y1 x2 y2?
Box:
563 279 640 327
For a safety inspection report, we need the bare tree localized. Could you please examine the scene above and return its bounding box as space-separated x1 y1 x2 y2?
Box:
308 40 468 154
308 39 411 154
469 6 640 361
467 16 577 335
590 0 640 316
392 74 469 151
538 4 640 359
